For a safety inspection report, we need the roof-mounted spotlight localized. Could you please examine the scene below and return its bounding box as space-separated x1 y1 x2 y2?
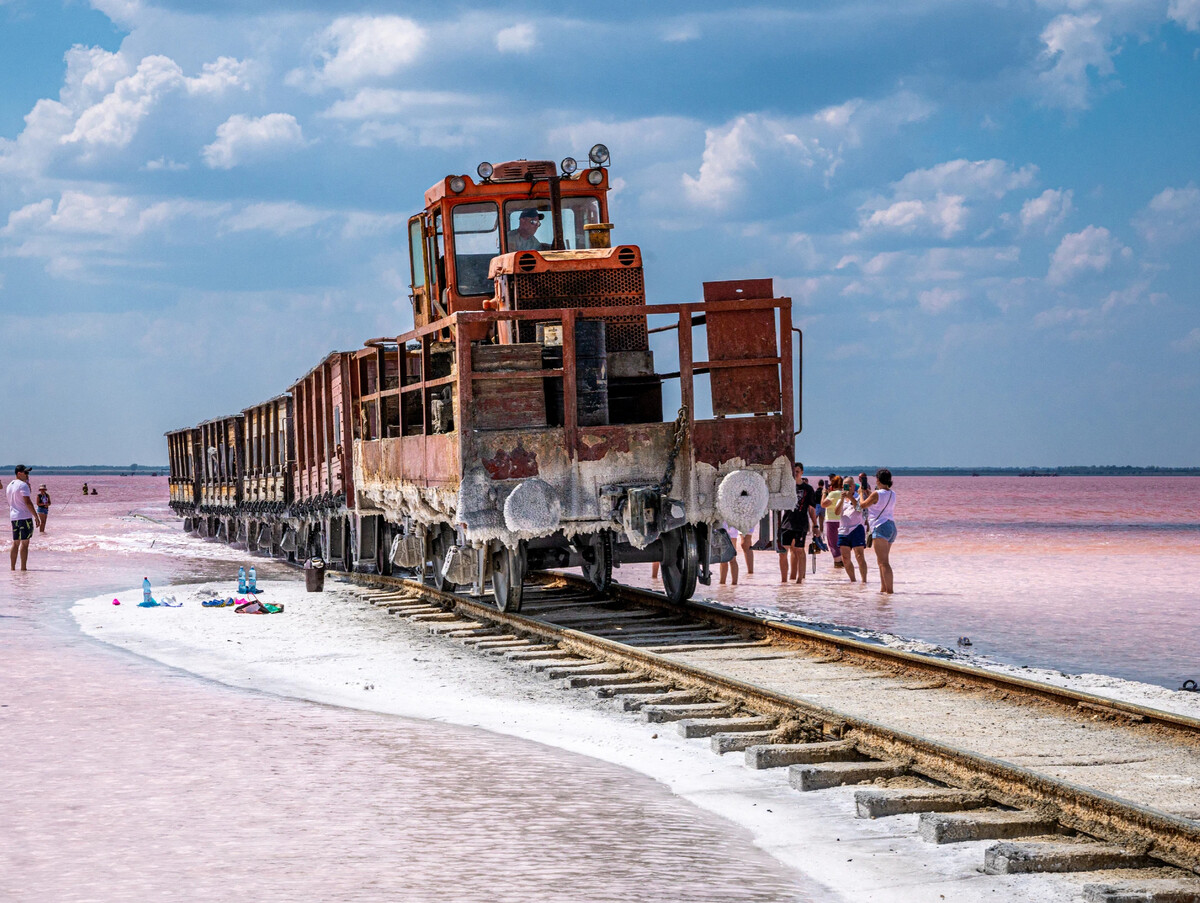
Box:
477 161 493 180
560 156 578 175
586 169 604 186
588 143 610 166
449 176 467 193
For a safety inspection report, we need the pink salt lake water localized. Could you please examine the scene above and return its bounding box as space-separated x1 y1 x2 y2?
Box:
3 475 1198 901
632 475 1199 692
2 476 816 903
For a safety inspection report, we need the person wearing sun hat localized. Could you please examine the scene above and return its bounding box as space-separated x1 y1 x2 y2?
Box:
35 483 51 533
7 465 41 571
506 206 549 251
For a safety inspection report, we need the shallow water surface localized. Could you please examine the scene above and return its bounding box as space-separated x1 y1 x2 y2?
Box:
634 476 1200 690
1 477 820 903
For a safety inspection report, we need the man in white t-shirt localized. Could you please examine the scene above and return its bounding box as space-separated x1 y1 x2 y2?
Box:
7 465 41 571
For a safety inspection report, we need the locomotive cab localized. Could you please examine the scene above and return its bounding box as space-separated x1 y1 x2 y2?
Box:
408 157 613 332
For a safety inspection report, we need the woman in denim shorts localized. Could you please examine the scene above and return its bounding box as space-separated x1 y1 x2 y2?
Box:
859 469 897 594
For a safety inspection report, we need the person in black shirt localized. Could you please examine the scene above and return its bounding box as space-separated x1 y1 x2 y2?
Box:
778 461 819 583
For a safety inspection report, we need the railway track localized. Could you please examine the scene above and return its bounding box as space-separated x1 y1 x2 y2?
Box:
339 568 1200 901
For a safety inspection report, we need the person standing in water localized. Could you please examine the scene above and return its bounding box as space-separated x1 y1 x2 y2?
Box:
835 476 869 583
35 485 50 533
858 468 897 593
778 462 818 584
8 466 41 571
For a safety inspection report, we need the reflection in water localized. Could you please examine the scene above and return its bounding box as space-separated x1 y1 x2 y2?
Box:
2 476 819 903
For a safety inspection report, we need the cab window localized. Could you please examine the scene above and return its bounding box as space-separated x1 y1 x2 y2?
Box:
451 202 500 296
408 217 426 291
503 197 602 251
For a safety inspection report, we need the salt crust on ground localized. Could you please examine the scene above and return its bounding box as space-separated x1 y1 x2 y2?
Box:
72 579 1097 903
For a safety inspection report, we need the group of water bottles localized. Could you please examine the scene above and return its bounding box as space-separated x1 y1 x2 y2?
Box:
139 566 257 607
237 566 259 594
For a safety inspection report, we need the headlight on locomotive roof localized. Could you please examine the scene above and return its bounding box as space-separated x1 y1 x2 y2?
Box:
476 161 493 180
586 169 604 186
589 143 610 165
449 176 467 193
560 156 578 174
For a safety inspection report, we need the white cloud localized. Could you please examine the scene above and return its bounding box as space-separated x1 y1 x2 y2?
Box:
0 48 248 173
495 23 537 54
290 16 426 90
1036 13 1115 110
61 45 131 109
680 92 934 209
202 113 304 170
662 21 701 42
918 287 965 313
185 57 250 95
322 88 474 119
1169 0 1200 31
63 55 184 150
1047 224 1129 284
1171 327 1200 351
891 159 1037 200
143 157 188 171
859 159 1036 239
1019 188 1073 234
547 115 699 158
224 202 332 235
1134 183 1200 246
863 194 969 239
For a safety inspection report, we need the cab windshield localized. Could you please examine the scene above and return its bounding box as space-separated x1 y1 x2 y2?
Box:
504 197 602 252
451 202 500 296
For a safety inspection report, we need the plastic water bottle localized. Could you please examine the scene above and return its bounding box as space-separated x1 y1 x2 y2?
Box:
142 577 152 605
248 566 257 593
237 566 247 594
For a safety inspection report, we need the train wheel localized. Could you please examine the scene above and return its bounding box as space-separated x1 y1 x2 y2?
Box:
660 524 698 604
377 522 393 577
429 525 457 592
492 540 526 613
580 531 613 594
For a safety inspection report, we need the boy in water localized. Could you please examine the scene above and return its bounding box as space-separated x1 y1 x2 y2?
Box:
778 462 819 583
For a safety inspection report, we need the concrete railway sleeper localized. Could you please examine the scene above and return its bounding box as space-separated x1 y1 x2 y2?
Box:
343 574 1200 899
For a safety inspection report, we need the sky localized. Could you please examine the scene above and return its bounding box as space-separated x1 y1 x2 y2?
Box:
1 0 1198 467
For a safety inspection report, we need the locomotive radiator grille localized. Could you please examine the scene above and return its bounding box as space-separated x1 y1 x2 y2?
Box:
513 267 648 351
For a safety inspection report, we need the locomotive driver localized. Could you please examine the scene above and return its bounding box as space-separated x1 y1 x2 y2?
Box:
507 207 549 251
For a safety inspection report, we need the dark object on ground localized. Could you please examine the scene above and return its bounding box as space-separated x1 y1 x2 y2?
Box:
305 558 326 592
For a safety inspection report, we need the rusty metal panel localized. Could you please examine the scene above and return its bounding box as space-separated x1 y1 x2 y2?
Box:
692 415 788 467
424 433 459 485
704 279 780 417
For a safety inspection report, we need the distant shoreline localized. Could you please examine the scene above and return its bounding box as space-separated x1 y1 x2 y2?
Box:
7 464 1200 477
813 467 1200 477
2 465 169 476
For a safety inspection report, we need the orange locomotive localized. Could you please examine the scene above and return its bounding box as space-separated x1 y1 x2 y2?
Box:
168 146 801 609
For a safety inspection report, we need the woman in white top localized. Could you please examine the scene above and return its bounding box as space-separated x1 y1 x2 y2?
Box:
835 477 868 583
857 468 897 594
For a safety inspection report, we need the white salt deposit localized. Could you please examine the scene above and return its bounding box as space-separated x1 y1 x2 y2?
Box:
717 469 771 535
74 578 1094 903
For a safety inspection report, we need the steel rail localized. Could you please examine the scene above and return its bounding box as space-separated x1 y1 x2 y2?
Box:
343 570 1200 874
533 572 1200 737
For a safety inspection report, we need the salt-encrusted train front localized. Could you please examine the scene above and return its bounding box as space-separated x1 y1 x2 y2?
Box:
167 147 801 611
